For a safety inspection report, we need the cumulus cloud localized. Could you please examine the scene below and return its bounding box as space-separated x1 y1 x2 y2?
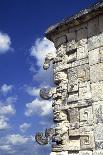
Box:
25 86 40 97
0 32 11 54
0 97 16 130
0 84 13 95
0 116 9 130
31 37 56 67
20 123 31 133
30 37 56 87
0 104 15 115
0 134 50 155
25 37 56 118
25 98 52 117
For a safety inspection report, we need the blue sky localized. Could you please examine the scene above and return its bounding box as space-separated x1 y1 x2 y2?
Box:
0 0 98 154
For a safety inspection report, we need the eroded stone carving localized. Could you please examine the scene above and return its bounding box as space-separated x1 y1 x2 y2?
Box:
35 1 103 155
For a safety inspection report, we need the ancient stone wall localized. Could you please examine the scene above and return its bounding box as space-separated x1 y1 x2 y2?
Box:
35 2 103 155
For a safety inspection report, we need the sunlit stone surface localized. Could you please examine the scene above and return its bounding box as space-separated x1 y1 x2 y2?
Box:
35 1 103 155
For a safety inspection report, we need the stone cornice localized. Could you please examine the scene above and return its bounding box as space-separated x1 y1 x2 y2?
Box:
45 1 103 41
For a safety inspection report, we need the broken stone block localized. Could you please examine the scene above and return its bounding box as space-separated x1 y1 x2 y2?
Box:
91 81 103 101
89 48 100 66
90 63 103 83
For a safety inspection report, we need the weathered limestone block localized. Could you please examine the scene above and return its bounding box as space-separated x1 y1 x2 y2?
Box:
72 57 89 68
53 110 67 122
43 53 55 70
93 150 103 155
66 49 77 63
99 32 103 47
89 48 100 66
68 84 78 93
67 40 76 52
77 45 88 60
80 131 94 150
92 101 103 124
88 35 100 51
79 151 93 155
79 82 91 99
68 67 78 85
94 123 103 141
100 46 103 62
68 91 78 103
54 72 67 84
77 64 90 82
90 64 103 83
88 17 99 38
94 123 103 149
56 44 67 57
63 138 80 151
91 81 103 101
80 106 93 126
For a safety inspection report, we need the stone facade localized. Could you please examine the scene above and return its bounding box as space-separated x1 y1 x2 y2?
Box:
35 1 103 155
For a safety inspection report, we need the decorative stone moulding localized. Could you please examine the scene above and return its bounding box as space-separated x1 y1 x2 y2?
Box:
35 1 103 155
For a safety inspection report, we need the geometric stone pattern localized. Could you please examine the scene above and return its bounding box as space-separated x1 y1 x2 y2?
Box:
35 1 103 155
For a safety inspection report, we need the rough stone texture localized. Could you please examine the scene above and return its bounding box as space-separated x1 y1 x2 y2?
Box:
89 48 100 66
35 1 103 155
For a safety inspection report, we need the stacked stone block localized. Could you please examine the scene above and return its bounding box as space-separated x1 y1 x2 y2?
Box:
35 2 103 155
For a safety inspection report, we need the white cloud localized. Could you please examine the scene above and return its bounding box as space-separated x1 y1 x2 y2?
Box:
0 84 13 95
0 116 9 130
0 104 15 115
26 86 40 97
6 134 30 145
0 134 50 155
30 37 56 87
0 97 16 130
0 32 11 54
20 123 31 133
25 98 52 117
31 37 56 67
